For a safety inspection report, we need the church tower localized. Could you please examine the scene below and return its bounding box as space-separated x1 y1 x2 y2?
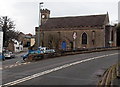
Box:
40 9 50 25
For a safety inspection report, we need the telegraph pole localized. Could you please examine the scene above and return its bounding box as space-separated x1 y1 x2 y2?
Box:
38 2 43 47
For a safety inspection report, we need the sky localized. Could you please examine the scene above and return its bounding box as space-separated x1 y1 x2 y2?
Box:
0 0 119 34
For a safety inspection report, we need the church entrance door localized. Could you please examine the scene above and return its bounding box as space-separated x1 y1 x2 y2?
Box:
62 41 66 50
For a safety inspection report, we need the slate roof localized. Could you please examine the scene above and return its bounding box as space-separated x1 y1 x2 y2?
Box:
41 14 108 29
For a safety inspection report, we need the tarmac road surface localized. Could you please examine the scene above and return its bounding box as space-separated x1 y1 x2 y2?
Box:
1 50 119 86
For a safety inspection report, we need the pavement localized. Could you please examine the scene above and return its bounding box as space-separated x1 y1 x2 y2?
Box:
1 50 119 86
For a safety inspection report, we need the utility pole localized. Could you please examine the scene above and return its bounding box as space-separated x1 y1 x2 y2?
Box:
38 2 43 47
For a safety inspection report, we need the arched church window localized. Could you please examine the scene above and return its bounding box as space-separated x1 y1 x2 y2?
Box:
82 32 87 44
92 31 95 45
92 31 95 40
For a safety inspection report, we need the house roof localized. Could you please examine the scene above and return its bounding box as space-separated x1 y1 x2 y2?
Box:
41 14 108 29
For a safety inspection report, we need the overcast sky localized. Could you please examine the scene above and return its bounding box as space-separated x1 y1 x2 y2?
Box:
0 0 119 34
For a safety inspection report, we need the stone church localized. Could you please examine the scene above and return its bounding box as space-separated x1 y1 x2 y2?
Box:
35 9 116 50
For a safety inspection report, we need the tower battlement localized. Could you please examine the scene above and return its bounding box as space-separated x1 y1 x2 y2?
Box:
40 9 50 14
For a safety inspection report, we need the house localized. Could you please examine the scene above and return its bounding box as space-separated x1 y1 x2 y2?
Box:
18 32 35 47
8 39 23 52
35 9 116 50
24 33 35 47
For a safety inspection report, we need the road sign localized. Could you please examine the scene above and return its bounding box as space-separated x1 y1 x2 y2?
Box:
73 32 77 40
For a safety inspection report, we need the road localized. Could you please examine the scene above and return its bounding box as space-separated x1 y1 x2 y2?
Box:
2 52 26 66
1 50 119 86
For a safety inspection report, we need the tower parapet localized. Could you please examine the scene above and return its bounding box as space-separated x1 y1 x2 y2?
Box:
40 9 50 20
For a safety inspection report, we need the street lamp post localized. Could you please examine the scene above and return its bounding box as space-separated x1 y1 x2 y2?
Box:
38 2 43 47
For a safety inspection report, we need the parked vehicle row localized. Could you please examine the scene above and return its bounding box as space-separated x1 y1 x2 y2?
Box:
22 47 55 61
0 51 15 61
4 51 15 58
1 46 55 61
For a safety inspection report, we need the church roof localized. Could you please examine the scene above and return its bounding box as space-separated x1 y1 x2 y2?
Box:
41 14 108 29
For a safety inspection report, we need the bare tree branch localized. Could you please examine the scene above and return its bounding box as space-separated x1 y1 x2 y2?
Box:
0 16 19 47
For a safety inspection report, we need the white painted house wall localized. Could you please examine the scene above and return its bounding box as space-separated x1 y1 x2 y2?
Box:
118 1 120 23
0 30 3 53
12 39 23 52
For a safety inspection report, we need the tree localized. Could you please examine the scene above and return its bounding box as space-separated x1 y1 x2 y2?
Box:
47 34 59 50
0 16 19 47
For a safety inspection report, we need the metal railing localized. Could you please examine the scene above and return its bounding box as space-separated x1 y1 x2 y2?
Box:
98 63 120 86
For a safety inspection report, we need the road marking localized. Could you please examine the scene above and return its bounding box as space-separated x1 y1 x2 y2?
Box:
2 62 31 70
15 61 20 63
9 65 14 68
2 52 119 86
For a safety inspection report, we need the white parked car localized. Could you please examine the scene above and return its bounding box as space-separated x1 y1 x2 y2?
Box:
4 51 15 58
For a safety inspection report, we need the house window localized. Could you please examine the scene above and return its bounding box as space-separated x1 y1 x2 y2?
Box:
14 42 17 44
16 47 19 49
92 31 95 40
82 32 87 44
